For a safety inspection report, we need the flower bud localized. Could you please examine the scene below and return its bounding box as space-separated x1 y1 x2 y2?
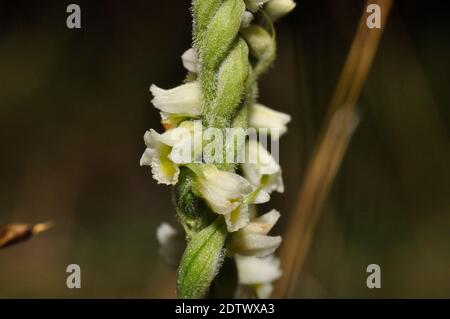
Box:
240 11 254 29
181 48 199 73
240 25 274 60
265 0 296 22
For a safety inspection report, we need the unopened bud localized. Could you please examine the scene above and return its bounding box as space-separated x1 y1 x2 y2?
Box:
265 0 296 22
240 25 274 59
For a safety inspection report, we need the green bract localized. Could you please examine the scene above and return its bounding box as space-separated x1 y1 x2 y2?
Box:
177 218 227 298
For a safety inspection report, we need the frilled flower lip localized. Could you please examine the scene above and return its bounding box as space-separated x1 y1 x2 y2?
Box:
140 129 180 185
140 122 200 185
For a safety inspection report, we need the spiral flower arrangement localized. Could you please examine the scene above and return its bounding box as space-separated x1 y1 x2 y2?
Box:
141 0 295 298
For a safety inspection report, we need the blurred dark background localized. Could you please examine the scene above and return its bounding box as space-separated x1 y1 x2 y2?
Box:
0 0 448 298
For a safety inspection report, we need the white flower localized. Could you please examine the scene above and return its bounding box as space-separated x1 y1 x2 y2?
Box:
249 103 291 138
265 0 296 22
235 254 282 298
156 222 185 267
241 11 254 29
181 48 199 73
189 164 270 232
140 121 202 185
245 0 270 13
230 209 281 257
241 139 284 193
150 82 202 128
223 186 270 233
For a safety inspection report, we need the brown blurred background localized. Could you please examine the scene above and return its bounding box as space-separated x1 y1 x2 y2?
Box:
0 0 449 298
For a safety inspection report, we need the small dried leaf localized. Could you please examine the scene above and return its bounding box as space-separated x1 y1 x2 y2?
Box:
0 221 54 249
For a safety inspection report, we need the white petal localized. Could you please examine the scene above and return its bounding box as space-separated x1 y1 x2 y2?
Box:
232 233 282 257
150 82 201 116
235 255 282 285
140 148 154 166
143 129 159 148
169 135 194 164
249 103 291 138
262 170 285 193
231 210 282 256
162 121 203 164
245 140 280 175
241 209 280 235
181 48 199 73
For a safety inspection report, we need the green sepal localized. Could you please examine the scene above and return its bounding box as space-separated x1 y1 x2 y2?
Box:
177 218 228 299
